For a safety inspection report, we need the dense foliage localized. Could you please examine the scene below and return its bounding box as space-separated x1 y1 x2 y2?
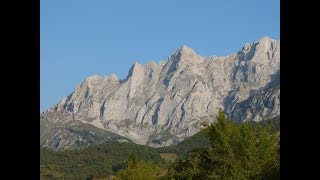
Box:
115 154 162 180
156 116 279 159
156 130 210 158
40 112 280 179
40 142 165 179
169 109 280 179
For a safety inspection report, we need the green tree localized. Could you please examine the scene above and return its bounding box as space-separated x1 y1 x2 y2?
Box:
115 154 162 180
170 109 280 179
127 153 138 170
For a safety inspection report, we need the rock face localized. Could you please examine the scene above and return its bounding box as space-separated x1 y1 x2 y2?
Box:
41 37 280 150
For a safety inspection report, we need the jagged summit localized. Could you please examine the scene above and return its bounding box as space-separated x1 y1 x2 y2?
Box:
256 36 279 50
109 73 118 81
178 45 196 54
258 36 278 42
41 37 280 150
171 45 196 58
259 36 272 41
125 62 143 80
169 45 205 65
84 74 119 83
85 74 101 81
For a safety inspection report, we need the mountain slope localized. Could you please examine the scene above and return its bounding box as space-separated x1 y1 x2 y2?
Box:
41 37 280 149
40 117 131 150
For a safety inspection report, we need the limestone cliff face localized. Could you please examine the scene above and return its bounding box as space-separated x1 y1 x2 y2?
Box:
41 37 280 150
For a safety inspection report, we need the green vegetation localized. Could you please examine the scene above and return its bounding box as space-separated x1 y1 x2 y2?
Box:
40 112 280 179
156 130 210 158
157 115 280 159
115 154 163 180
40 142 165 179
160 153 178 162
168 109 280 179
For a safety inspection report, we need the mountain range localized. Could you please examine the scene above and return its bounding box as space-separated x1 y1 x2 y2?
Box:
40 36 280 150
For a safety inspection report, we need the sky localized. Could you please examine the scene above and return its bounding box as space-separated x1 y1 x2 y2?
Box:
40 0 280 112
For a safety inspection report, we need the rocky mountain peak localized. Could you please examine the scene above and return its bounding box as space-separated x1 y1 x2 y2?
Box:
258 36 276 43
178 45 196 55
85 74 101 82
171 45 198 60
255 36 278 52
126 62 144 79
41 37 280 150
109 74 118 82
238 36 279 62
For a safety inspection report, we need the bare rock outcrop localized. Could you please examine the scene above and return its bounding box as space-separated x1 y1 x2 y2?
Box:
41 37 280 150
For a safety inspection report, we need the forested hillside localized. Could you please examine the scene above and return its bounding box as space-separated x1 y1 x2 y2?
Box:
40 113 280 179
40 142 165 179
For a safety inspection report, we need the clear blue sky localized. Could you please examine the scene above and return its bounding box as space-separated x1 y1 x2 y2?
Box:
40 0 280 112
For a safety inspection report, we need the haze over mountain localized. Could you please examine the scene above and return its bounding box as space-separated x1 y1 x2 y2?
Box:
40 37 280 150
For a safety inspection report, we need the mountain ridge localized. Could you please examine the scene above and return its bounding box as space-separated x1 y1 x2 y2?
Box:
41 37 280 150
